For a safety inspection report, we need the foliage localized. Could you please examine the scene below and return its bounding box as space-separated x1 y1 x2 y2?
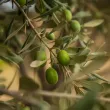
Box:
0 0 110 110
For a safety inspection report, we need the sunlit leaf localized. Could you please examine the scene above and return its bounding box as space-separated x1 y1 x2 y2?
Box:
59 98 69 110
74 11 91 18
88 52 107 58
30 60 47 68
83 19 104 27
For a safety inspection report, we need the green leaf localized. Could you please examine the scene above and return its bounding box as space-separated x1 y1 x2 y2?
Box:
78 47 90 56
59 98 69 110
0 44 23 64
74 11 91 18
42 20 57 28
102 83 110 92
68 91 97 110
83 19 104 27
0 102 13 110
73 55 87 63
0 84 6 89
54 36 73 47
6 17 15 38
30 60 46 68
5 22 26 42
20 76 39 91
91 73 110 83
65 47 78 57
81 56 109 74
34 5 59 19
7 55 23 64
88 52 107 59
19 35 36 54
81 81 103 92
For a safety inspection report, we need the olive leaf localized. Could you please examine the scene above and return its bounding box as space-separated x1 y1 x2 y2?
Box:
83 19 104 27
88 52 107 59
0 102 13 110
20 76 39 91
30 60 46 68
68 91 97 110
81 56 109 75
19 35 36 54
81 81 103 92
41 20 57 28
74 11 91 18
59 98 70 110
0 44 23 64
5 22 26 42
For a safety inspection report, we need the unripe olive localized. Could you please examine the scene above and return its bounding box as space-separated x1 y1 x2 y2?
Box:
0 25 5 37
46 33 55 40
70 20 81 33
0 59 7 69
36 50 47 61
57 50 70 66
36 50 47 67
17 0 26 6
63 9 72 21
46 67 58 84
21 106 30 110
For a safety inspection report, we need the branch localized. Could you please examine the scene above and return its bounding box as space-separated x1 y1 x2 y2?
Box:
0 88 109 103
11 0 56 58
35 90 110 103
0 88 42 107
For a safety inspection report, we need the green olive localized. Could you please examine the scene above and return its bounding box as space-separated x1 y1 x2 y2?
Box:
17 0 26 6
63 9 72 21
46 33 55 40
21 106 30 110
46 67 58 84
36 50 47 67
57 50 70 66
0 25 5 36
36 50 47 61
70 20 81 33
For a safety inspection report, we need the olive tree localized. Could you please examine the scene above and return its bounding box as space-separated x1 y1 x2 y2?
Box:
0 0 110 110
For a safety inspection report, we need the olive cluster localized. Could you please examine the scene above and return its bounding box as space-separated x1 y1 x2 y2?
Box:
36 9 81 85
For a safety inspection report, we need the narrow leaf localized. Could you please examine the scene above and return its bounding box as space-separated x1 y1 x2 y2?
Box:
20 76 39 91
83 19 104 27
19 35 36 53
5 22 26 42
30 60 46 68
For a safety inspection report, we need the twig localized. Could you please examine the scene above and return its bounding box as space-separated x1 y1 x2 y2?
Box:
35 90 110 103
0 88 42 107
0 88 109 107
12 0 57 58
